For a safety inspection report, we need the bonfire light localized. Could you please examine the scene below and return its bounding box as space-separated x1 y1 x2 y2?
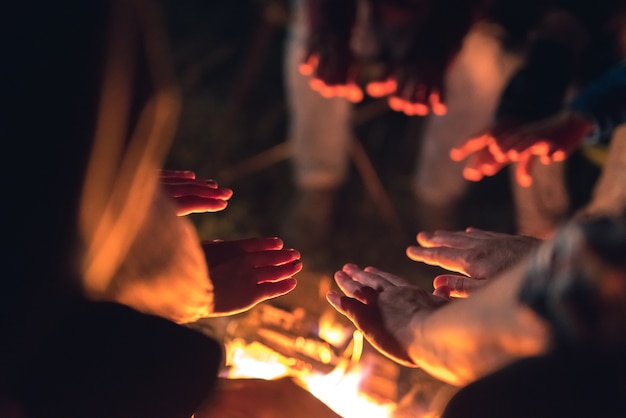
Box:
220 304 397 417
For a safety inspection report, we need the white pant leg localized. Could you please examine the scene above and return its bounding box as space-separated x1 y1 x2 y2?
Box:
413 25 522 206
284 3 353 190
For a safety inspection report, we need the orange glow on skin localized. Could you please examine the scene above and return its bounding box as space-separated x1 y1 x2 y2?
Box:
388 96 404 111
450 134 492 162
516 153 534 187
299 55 319 76
346 84 364 103
463 166 483 181
551 149 566 161
410 103 429 116
366 79 397 97
529 141 549 155
310 78 324 91
488 141 507 163
309 78 364 103
507 149 520 161
429 92 447 116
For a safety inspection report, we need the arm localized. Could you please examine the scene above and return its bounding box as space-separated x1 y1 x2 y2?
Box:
327 261 552 386
329 215 626 387
450 9 592 185
406 261 551 386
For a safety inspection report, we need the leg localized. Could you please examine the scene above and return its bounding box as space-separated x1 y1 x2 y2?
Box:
281 2 354 250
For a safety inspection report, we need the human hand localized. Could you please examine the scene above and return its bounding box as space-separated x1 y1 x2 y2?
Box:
406 228 542 297
367 54 448 116
327 264 448 367
382 66 447 116
299 0 363 103
450 119 524 183
451 111 594 187
203 237 302 316
159 170 233 216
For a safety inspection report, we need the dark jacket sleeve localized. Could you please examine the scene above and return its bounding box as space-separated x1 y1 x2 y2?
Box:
569 61 626 145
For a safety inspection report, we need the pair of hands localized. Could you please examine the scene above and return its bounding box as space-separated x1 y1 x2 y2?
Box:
327 228 541 367
160 170 301 318
301 50 448 117
299 0 454 116
450 111 595 187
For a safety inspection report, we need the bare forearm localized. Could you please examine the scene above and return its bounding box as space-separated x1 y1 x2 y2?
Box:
405 262 552 386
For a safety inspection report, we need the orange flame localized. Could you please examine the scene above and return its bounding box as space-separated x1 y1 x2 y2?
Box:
222 318 396 417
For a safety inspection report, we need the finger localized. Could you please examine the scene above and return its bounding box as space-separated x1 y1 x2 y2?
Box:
309 77 325 93
342 264 391 290
428 89 447 116
346 83 364 103
416 230 476 249
327 290 417 368
487 137 508 163
433 274 487 298
462 152 485 182
158 169 195 179
256 278 298 301
388 96 405 112
363 266 409 286
476 148 507 177
366 78 397 97
432 285 451 299
175 197 229 216
406 246 468 275
464 227 494 235
326 289 346 312
450 134 491 162
507 135 550 159
243 249 301 268
515 152 535 188
162 177 220 189
202 237 285 254
546 136 580 162
495 132 527 158
299 54 319 76
163 183 233 199
254 259 303 283
334 270 372 303
326 290 363 322
407 102 429 117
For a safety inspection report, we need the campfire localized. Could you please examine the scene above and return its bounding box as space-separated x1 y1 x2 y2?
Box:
219 302 398 418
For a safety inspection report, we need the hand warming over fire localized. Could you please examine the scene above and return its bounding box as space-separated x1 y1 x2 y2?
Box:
203 237 301 316
407 228 542 298
382 53 448 117
327 264 448 368
449 119 523 183
451 111 594 187
299 0 363 103
159 169 233 216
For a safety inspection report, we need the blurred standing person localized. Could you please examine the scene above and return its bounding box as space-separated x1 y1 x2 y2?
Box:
280 0 356 251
